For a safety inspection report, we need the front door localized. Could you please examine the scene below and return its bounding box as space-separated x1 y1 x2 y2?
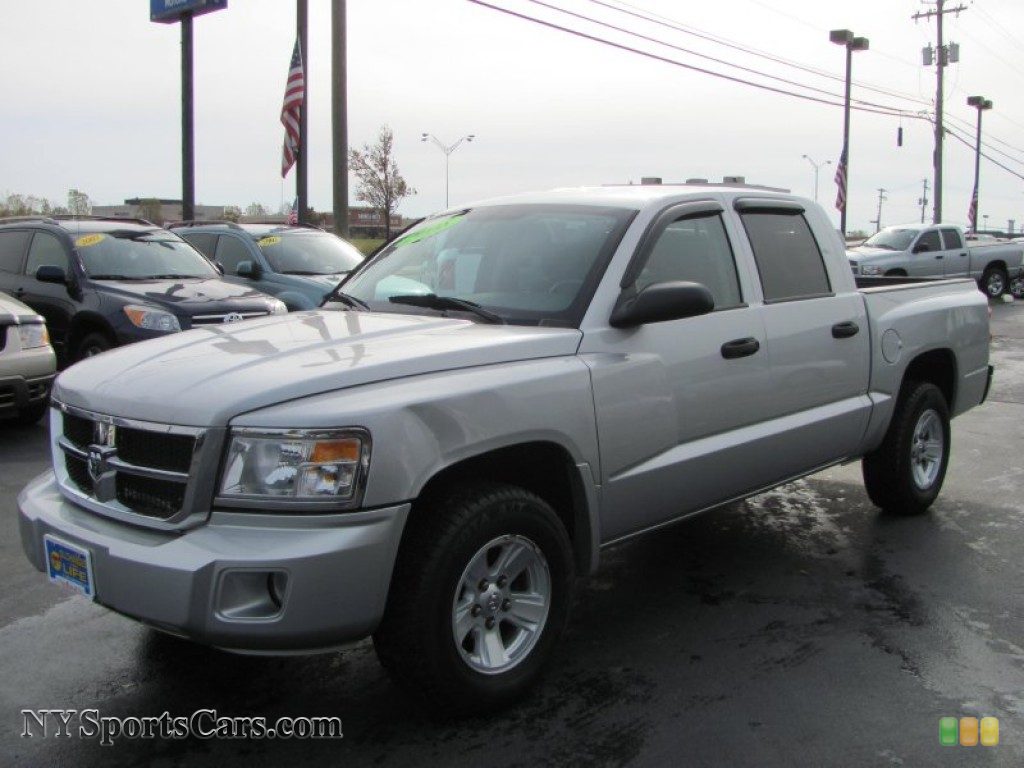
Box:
940 228 969 277
20 232 77 351
910 229 946 277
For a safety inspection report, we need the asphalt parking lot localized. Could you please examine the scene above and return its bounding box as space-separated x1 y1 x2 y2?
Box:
1 301 1022 767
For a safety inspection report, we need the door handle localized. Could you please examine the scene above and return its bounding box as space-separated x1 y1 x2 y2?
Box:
832 321 860 339
934 254 944 259
960 252 967 257
721 337 760 359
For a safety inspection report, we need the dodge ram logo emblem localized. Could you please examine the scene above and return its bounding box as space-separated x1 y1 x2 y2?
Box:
87 447 108 483
223 313 244 324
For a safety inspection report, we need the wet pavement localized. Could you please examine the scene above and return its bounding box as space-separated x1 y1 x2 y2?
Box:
2 301 1023 767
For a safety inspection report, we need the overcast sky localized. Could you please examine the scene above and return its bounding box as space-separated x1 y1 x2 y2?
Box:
4 0 1024 233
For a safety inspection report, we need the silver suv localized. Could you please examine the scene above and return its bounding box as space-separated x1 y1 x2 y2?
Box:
0 291 55 424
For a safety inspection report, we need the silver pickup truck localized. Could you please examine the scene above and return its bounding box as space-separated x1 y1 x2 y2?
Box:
18 186 992 713
848 222 1024 298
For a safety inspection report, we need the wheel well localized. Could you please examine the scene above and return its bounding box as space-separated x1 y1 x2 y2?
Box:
983 260 1007 274
67 315 116 353
902 348 957 408
885 268 907 276
417 442 592 572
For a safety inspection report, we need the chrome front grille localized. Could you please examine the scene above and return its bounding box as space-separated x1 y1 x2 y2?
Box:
53 402 215 530
190 311 269 326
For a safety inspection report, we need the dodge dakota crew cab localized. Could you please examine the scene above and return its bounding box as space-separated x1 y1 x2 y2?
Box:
19 185 992 713
847 222 1023 298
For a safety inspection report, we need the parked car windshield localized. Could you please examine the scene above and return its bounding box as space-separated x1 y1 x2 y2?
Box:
862 227 918 251
256 232 364 275
339 204 634 326
76 230 219 279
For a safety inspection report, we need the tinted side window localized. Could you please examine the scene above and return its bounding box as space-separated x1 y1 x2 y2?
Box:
637 214 742 309
25 232 70 277
0 230 32 274
740 213 831 302
917 231 942 252
183 232 218 259
214 236 252 275
940 228 963 250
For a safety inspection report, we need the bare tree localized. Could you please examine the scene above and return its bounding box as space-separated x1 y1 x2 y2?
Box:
223 206 242 223
349 125 415 241
67 189 91 215
246 202 269 218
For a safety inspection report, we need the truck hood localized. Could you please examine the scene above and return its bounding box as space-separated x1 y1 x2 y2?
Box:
53 310 582 426
847 246 897 260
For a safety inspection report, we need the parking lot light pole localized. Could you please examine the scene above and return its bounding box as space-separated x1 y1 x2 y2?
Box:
421 133 475 209
802 155 832 203
181 13 194 222
967 95 993 233
830 29 869 236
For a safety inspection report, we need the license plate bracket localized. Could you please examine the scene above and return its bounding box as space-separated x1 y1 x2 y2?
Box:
43 535 95 599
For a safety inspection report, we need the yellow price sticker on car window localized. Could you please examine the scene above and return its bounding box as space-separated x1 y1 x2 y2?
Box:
257 236 281 247
75 234 105 248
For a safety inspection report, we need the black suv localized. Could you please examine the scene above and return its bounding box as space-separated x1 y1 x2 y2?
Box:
0 216 287 364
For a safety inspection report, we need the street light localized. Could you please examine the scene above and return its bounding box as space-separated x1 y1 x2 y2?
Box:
967 95 993 233
802 155 832 203
830 29 869 236
421 133 475 209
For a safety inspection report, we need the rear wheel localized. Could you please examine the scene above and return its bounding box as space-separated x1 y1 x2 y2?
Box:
75 332 113 362
862 381 951 515
373 482 574 715
980 266 1008 298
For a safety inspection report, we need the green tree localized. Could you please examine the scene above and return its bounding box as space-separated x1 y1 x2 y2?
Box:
223 205 242 223
349 125 415 241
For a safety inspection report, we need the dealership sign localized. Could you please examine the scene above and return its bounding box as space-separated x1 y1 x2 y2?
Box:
150 0 227 23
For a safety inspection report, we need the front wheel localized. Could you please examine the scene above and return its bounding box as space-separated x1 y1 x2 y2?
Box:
862 381 951 515
75 331 113 362
373 482 574 715
980 266 1008 299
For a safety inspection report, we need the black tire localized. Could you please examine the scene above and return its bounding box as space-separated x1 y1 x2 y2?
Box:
11 401 48 426
373 481 575 715
862 381 951 515
980 266 1008 299
75 332 113 362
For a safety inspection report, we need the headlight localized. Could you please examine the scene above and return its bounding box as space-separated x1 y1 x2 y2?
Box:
860 265 883 276
218 429 369 504
269 299 288 315
124 305 181 332
17 322 49 349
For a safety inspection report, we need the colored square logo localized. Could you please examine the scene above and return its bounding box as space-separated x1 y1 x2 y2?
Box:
939 717 958 746
981 717 999 747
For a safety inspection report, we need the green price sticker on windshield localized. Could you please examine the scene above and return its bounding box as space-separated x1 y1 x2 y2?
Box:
392 214 465 249
75 234 105 248
257 236 282 247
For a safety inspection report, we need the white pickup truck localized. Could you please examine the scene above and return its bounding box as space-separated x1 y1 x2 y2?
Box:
848 222 1024 298
19 185 992 713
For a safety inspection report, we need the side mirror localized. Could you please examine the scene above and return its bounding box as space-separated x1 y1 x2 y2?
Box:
610 281 715 328
35 265 67 284
214 261 225 275
236 260 261 279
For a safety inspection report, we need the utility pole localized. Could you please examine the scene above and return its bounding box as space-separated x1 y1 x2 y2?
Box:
918 178 930 224
332 0 349 237
967 95 993 233
871 188 888 233
913 0 967 224
297 0 309 225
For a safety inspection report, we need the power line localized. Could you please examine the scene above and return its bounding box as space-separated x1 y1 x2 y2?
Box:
467 0 922 120
523 0 916 114
584 0 934 107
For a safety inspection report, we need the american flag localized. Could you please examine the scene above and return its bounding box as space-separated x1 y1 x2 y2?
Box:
967 185 978 232
834 146 848 213
280 39 305 178
288 197 298 225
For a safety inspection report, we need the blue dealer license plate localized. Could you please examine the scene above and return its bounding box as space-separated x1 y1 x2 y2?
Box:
44 535 95 598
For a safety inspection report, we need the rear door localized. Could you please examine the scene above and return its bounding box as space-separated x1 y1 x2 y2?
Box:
940 228 969 277
735 201 871 475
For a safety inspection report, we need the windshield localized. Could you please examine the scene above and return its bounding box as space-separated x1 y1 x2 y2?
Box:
75 230 219 279
339 204 634 326
862 228 918 251
256 232 364 275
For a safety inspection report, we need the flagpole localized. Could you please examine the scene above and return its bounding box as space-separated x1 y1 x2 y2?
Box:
296 0 309 225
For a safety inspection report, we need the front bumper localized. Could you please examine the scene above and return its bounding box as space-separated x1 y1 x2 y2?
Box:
0 373 55 415
18 472 410 652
